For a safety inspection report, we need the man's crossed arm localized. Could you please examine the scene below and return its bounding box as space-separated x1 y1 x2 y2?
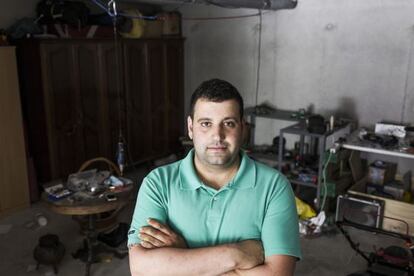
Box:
128 219 296 276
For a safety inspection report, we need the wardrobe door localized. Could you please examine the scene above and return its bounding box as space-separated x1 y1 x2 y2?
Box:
98 42 123 161
147 40 169 157
123 40 153 162
40 42 84 179
76 42 110 161
164 39 184 153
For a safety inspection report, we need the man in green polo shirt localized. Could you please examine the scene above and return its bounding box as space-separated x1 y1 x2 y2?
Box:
128 79 301 275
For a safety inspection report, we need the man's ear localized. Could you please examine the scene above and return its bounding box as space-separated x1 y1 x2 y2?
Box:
240 117 246 132
187 116 193 140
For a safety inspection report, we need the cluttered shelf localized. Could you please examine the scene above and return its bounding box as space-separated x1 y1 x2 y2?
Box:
246 150 319 189
279 121 352 209
338 127 414 236
244 104 355 210
243 105 305 168
281 122 330 138
246 118 352 210
336 125 414 275
343 129 414 159
244 106 304 122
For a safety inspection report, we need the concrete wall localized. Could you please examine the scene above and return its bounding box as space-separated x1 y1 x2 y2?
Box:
0 0 38 29
178 0 414 149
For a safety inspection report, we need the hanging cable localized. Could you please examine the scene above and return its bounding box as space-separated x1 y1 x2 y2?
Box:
90 0 157 20
254 10 263 107
320 150 332 211
401 28 414 123
90 0 108 12
107 0 126 176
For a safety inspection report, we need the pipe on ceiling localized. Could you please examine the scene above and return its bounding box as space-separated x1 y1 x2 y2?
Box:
205 0 297 10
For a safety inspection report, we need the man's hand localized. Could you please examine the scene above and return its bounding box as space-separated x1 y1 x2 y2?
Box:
233 240 264 270
139 218 187 249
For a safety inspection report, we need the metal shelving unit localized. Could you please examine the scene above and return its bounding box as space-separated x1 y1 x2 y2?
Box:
277 122 352 209
244 107 301 168
278 122 327 209
244 107 301 146
245 107 352 209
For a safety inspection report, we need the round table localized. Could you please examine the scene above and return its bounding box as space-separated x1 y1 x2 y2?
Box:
42 185 135 276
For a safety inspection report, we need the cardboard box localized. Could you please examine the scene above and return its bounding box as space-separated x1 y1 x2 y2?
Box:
367 160 397 185
161 12 181 36
143 20 163 38
375 122 407 138
383 181 406 200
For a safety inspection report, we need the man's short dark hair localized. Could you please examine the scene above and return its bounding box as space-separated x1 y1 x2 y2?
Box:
189 79 244 119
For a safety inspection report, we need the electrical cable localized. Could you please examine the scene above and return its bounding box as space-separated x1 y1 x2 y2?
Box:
382 215 411 238
86 0 169 174
107 0 127 175
110 5 122 138
254 9 262 107
401 28 414 123
90 0 107 12
89 0 160 173
117 12 157 20
320 150 332 211
90 0 157 20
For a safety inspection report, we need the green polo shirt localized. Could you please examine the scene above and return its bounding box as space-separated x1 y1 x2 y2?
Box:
128 150 301 259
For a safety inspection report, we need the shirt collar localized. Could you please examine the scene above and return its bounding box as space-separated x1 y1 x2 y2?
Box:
179 149 256 190
229 150 256 190
179 150 203 190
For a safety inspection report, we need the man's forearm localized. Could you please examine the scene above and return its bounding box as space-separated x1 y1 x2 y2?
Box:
224 265 283 276
129 244 240 276
223 255 296 276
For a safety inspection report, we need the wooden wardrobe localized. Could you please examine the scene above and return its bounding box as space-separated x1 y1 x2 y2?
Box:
16 38 184 183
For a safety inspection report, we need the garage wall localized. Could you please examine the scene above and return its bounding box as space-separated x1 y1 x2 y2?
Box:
178 0 414 148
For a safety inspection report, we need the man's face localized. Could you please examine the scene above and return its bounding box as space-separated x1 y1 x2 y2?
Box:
188 98 243 169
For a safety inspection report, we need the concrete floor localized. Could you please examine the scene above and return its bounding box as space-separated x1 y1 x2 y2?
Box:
0 168 406 276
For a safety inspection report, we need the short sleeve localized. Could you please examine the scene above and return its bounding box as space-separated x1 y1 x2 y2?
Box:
127 175 168 247
261 176 302 259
